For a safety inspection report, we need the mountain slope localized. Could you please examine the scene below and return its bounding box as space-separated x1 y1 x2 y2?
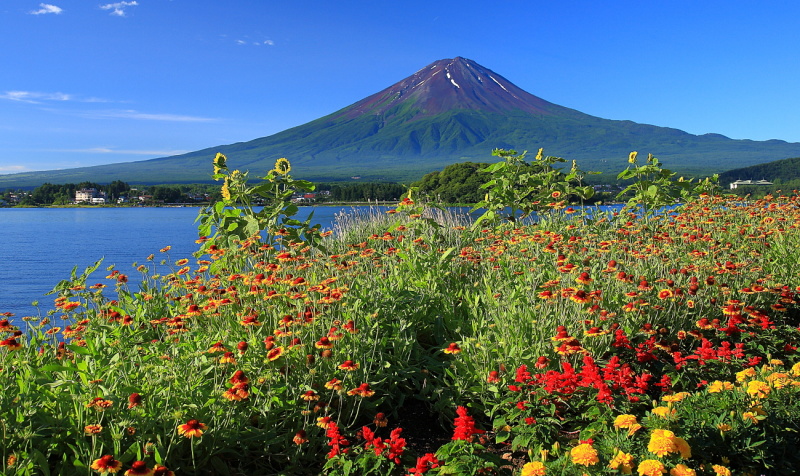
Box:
4 57 800 187
718 156 800 186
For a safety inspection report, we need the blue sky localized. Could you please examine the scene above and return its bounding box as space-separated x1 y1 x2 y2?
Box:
2 0 799 175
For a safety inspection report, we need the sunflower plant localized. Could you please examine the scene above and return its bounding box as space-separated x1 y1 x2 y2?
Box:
471 148 595 228
196 154 325 268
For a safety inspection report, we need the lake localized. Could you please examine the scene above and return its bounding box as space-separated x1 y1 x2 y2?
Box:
0 206 392 323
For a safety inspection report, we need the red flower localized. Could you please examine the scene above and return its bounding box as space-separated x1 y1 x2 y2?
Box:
124 461 154 476
127 393 142 409
451 406 485 442
177 419 207 438
90 455 123 473
443 342 461 354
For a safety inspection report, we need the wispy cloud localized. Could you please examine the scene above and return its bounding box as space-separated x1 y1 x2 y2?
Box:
234 37 275 46
0 165 30 173
30 3 63 15
0 90 111 104
0 91 72 103
80 109 218 122
61 147 190 156
100 1 138 17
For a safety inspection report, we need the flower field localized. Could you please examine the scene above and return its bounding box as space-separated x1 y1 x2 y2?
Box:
1 153 799 475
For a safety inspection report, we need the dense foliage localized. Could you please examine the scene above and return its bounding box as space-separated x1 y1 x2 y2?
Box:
1 152 799 476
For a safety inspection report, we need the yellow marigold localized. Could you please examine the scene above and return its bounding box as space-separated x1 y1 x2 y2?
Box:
766 372 791 388
637 459 666 476
674 437 692 458
647 429 677 457
652 406 676 418
661 392 690 403
614 414 638 429
736 368 757 382
746 380 770 399
608 451 634 474
570 443 599 466
669 463 697 476
742 411 759 424
712 465 731 476
707 380 734 393
520 461 546 476
791 361 800 377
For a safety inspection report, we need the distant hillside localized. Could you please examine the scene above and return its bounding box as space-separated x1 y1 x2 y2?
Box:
718 156 800 186
4 56 800 188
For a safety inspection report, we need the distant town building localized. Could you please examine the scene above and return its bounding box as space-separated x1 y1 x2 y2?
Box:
75 188 107 203
729 180 773 190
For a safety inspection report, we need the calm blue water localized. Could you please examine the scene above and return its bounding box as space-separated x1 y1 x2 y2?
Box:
0 206 379 323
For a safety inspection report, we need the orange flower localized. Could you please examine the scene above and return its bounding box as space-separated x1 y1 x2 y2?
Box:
177 419 207 438
266 346 284 361
338 360 360 371
347 383 375 397
124 461 154 476
84 424 103 435
443 343 462 354
152 466 174 476
90 455 123 474
293 430 308 445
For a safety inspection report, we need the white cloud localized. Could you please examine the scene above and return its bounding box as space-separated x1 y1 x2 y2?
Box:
236 40 247 45
264 40 275 46
0 165 30 173
100 1 138 17
30 3 63 15
81 109 217 122
66 147 191 156
0 91 72 103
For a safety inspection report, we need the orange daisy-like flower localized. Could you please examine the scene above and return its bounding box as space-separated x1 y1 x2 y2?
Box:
338 360 360 371
316 415 335 428
293 430 308 445
266 346 284 361
315 337 334 349
152 466 175 476
325 378 343 391
301 390 320 401
84 424 103 435
0 337 22 351
374 412 389 427
177 419 207 438
90 455 123 473
207 341 227 353
347 383 375 397
443 343 462 354
124 461 154 476
219 352 237 364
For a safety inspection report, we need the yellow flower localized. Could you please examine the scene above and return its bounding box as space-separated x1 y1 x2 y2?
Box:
535 148 544 160
628 151 638 164
707 380 734 393
521 461 546 476
273 157 291 175
736 368 756 382
647 429 677 457
614 414 639 429
637 459 665 476
711 465 731 476
791 361 800 377
652 406 675 418
608 451 634 474
717 423 732 432
213 152 227 175
746 380 770 399
742 411 759 424
674 437 691 458
669 463 697 476
221 178 231 201
661 392 690 403
570 443 599 466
